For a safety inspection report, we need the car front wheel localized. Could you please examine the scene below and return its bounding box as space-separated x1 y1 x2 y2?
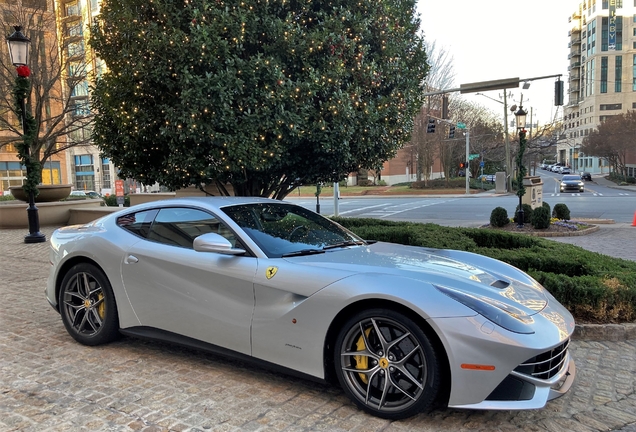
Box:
334 309 440 419
59 263 120 346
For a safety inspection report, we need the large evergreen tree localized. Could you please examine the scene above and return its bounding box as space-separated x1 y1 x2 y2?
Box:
90 0 428 198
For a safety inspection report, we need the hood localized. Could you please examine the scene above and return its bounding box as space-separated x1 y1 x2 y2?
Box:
285 242 548 314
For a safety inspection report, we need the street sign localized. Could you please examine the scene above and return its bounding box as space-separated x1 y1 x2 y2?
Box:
480 161 485 167
468 153 480 161
456 122 466 129
115 180 125 207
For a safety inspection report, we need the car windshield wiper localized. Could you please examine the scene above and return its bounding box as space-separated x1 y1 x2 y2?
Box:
281 248 326 258
322 240 366 250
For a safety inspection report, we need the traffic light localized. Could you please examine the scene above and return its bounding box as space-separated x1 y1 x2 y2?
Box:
442 95 449 119
555 79 564 106
459 162 466 169
448 125 456 139
426 119 436 133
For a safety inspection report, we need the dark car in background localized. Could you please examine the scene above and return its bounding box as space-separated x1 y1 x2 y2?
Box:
580 172 592 181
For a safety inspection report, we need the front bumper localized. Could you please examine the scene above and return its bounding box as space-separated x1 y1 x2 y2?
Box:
451 349 576 410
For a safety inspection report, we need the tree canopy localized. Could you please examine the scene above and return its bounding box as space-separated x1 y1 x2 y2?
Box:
582 111 636 177
90 0 428 198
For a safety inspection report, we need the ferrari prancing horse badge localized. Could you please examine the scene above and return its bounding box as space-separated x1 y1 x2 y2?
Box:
266 266 278 279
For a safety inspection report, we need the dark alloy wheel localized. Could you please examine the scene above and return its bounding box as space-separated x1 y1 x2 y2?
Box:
59 263 120 346
334 309 440 419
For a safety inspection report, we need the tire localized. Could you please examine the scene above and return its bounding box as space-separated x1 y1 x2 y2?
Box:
334 308 440 419
58 263 120 346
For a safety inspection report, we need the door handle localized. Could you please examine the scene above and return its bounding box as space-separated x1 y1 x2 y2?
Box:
125 255 139 264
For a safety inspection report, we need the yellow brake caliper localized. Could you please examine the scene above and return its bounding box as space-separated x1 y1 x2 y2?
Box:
354 328 372 384
97 293 105 319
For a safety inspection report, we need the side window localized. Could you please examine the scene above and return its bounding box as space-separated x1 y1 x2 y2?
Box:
147 207 237 249
116 209 158 238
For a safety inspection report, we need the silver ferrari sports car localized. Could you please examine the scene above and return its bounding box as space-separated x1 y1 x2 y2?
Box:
46 197 576 419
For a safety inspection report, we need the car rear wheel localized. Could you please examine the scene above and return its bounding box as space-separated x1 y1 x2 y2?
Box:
334 309 440 419
59 263 120 346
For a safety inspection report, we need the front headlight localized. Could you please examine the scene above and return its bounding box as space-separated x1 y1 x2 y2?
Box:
435 285 535 334
560 182 566 187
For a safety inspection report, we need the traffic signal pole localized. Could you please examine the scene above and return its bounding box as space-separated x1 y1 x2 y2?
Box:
465 127 470 195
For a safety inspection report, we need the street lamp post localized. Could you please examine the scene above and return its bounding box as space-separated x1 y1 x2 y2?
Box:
514 104 528 228
7 26 46 243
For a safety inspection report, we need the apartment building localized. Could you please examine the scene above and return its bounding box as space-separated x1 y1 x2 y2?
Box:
53 0 118 194
561 0 636 176
0 0 69 194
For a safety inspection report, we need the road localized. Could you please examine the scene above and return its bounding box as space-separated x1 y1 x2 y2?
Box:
287 173 635 226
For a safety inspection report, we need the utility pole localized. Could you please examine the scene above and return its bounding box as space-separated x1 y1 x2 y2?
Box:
503 91 511 192
465 127 470 195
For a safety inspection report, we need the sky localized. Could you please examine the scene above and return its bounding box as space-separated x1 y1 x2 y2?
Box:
416 0 577 126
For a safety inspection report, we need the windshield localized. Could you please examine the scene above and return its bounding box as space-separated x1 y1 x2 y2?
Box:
221 203 364 258
562 175 581 181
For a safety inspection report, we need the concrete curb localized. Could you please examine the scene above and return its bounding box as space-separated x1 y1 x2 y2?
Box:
573 323 636 341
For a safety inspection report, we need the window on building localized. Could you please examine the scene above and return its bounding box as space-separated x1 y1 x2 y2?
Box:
586 58 595 96
71 99 91 117
70 81 89 98
41 161 62 185
603 0 608 8
66 2 81 16
587 20 597 56
73 155 95 191
616 16 623 50
101 158 111 189
602 17 608 50
601 57 608 92
67 41 84 58
600 103 622 110
66 22 83 38
616 56 622 92
633 55 636 91
0 161 28 191
617 0 623 6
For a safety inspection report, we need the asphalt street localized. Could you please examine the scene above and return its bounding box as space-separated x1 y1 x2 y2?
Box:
1 192 635 431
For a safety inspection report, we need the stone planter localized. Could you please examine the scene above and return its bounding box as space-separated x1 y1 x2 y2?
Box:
9 184 73 202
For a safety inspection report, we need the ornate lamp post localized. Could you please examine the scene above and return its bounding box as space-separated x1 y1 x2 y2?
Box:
514 104 528 228
7 26 46 243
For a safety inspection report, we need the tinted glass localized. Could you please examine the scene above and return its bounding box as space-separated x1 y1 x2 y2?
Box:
147 208 236 249
116 209 158 238
221 203 362 258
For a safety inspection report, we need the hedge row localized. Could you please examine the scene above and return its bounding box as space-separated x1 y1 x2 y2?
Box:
332 217 636 323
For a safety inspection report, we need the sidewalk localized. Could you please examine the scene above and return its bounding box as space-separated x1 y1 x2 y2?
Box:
1 228 636 431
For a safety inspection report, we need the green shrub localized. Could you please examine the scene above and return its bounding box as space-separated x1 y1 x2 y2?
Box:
553 203 570 220
541 201 550 217
531 206 551 229
377 180 387 186
331 217 636 323
103 194 130 207
489 207 509 227
513 203 533 224
0 194 16 202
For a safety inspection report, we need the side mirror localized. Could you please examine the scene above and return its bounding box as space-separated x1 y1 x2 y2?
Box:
193 233 246 255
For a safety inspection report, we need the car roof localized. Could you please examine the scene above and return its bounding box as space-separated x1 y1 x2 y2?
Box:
118 196 283 214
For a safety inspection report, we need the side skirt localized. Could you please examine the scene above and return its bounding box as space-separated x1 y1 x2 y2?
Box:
119 326 326 384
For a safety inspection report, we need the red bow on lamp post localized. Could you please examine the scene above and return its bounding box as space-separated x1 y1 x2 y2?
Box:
16 65 31 77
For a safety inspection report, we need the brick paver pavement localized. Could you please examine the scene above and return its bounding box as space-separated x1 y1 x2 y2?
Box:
1 226 635 432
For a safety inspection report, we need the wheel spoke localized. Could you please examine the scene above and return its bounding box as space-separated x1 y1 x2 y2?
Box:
388 373 418 401
370 318 389 352
377 370 391 409
386 331 410 352
365 369 382 405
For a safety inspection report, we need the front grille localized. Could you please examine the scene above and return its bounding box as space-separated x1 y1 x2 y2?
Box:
514 339 569 380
